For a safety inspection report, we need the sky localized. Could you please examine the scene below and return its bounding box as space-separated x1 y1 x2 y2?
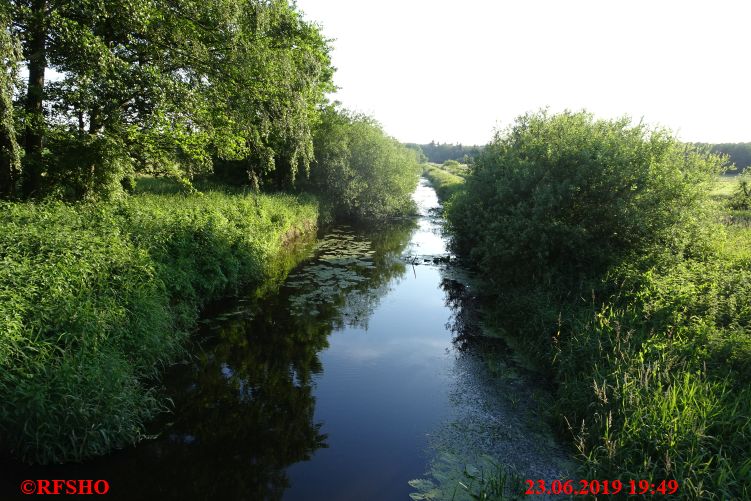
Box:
295 0 750 146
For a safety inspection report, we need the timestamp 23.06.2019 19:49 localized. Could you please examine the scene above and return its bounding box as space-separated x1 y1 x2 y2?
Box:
525 479 679 496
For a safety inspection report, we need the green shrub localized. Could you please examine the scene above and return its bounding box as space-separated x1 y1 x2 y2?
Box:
448 110 721 287
41 131 135 201
305 106 422 222
729 177 751 210
445 110 750 498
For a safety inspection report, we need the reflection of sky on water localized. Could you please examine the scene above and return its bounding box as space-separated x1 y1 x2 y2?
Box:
284 202 455 500
405 178 448 258
285 177 570 500
1 178 568 501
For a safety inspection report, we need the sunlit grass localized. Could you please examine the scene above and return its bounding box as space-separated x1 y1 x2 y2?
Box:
438 160 471 179
710 175 741 200
0 188 319 463
423 165 465 202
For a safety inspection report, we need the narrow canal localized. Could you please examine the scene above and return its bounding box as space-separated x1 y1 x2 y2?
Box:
3 179 570 500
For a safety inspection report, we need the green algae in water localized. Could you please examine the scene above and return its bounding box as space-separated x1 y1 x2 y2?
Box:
409 453 525 501
286 230 378 318
410 345 573 501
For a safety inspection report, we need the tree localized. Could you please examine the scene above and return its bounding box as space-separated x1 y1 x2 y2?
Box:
305 105 422 221
0 3 22 198
6 0 334 200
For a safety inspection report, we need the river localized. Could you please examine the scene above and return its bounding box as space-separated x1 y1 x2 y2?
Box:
2 179 570 500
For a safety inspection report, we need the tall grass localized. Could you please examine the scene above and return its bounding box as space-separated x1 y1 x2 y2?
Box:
438 160 471 179
0 190 318 463
423 165 465 202
552 231 751 499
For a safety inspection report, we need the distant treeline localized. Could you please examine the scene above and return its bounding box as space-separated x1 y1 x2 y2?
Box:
698 143 751 173
404 142 483 164
406 140 751 173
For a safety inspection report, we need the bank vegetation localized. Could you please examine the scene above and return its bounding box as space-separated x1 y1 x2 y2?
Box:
447 110 751 499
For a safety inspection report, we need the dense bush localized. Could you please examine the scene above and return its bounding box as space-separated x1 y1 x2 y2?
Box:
554 234 751 498
446 110 751 498
305 106 422 222
41 130 135 201
0 191 318 463
448 110 721 287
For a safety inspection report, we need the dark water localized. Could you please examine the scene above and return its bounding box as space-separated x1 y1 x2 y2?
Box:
1 179 570 500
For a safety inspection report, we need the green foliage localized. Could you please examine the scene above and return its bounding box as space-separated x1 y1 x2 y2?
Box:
728 175 751 210
0 3 22 198
424 164 465 202
448 110 721 287
700 142 751 173
7 0 334 200
404 143 428 163
42 130 134 200
0 189 318 463
446 110 750 498
305 106 422 222
555 237 751 499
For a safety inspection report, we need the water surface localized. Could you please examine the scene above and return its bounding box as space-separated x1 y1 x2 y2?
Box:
2 179 570 500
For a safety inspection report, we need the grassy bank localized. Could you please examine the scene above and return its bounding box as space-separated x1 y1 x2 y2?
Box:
446 111 751 498
423 164 465 202
0 189 318 463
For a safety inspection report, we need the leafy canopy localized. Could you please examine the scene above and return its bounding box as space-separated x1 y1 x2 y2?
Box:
6 0 333 199
448 110 722 286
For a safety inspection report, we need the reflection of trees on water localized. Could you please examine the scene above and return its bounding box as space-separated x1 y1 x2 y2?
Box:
286 220 416 331
116 218 419 500
342 220 416 329
107 298 331 500
2 219 420 500
440 275 487 351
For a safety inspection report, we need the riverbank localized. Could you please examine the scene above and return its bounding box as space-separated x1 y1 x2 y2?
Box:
423 164 465 202
444 112 751 499
3 179 573 500
0 189 319 464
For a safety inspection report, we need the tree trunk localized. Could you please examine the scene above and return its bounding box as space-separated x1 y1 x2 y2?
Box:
0 97 21 198
0 49 21 199
21 0 47 197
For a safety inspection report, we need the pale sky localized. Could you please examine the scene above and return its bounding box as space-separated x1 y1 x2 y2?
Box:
295 0 750 145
